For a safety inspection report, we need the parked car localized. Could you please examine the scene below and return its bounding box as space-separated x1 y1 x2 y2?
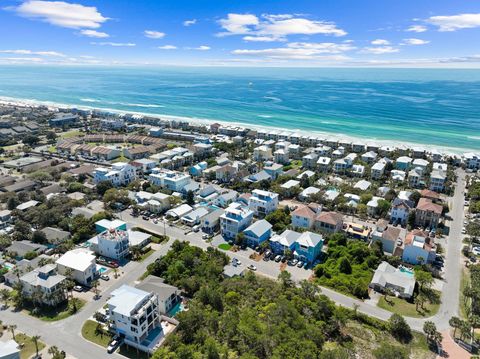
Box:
288 259 299 266
274 255 282 262
297 261 304 268
232 258 241 265
100 274 110 281
247 264 257 271
473 247 480 256
202 234 208 240
73 285 83 292
107 339 121 354
263 254 270 262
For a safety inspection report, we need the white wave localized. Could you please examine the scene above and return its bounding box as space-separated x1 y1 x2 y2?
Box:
121 103 164 108
467 136 480 140
263 96 282 103
257 115 272 118
80 98 101 103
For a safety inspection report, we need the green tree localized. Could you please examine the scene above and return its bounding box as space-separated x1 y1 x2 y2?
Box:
31 335 41 358
338 257 352 274
186 190 195 206
96 180 113 196
449 316 462 339
423 321 442 349
48 346 66 359
388 314 412 343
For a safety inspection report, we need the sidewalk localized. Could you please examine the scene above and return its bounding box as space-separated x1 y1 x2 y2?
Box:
437 331 471 359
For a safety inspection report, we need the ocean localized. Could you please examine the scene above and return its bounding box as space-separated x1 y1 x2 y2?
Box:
0 65 479 152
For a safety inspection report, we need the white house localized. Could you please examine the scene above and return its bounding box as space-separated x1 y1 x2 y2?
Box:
56 248 97 286
107 285 163 353
369 262 415 299
429 170 446 192
248 189 279 218
371 161 386 179
91 229 130 261
20 264 66 306
220 202 254 239
402 230 436 265
94 162 136 187
148 169 191 192
253 146 272 161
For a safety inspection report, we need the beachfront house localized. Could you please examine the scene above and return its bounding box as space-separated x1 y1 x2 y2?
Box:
369 262 415 299
396 156 413 170
402 230 436 265
293 231 324 264
415 198 442 229
220 202 254 240
20 264 67 306
56 248 97 286
269 230 299 255
248 189 279 218
243 219 272 248
93 162 136 187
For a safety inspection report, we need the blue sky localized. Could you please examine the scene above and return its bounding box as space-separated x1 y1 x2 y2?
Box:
1 0 480 67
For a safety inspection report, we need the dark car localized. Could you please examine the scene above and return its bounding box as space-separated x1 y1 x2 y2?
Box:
274 255 282 262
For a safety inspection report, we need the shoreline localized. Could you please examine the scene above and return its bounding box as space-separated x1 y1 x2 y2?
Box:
0 95 475 155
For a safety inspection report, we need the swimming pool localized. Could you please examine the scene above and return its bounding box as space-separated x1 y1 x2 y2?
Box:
400 267 414 277
3 262 14 270
167 301 185 317
96 266 108 274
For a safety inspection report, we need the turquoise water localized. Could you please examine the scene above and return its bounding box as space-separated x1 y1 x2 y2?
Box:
0 66 479 151
96 265 108 274
400 267 414 277
167 301 185 317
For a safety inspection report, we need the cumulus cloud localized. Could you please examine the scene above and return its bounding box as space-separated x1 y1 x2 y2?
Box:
0 49 65 57
402 38 430 45
194 45 210 51
406 25 427 33
144 30 165 39
371 39 390 45
183 19 196 26
218 13 346 41
91 42 136 47
158 45 177 50
11 0 108 29
361 46 399 54
80 29 109 38
426 13 480 32
232 42 355 60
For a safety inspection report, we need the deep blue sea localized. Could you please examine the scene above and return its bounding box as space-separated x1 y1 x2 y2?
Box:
0 66 479 151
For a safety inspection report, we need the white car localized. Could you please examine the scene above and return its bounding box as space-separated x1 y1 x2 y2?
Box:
473 247 480 256
247 264 257 271
233 258 241 265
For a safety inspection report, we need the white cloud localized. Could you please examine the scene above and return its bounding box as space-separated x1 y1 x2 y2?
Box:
183 19 196 26
402 38 430 45
195 45 210 51
0 49 65 57
0 57 44 63
91 42 136 47
158 45 177 50
11 0 108 29
371 39 390 45
218 13 346 40
426 13 480 32
361 46 399 54
243 35 281 42
406 25 427 33
144 30 165 39
232 42 355 60
80 29 109 38
219 13 259 35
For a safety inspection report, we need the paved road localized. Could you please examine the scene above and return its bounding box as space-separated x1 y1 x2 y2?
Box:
1 171 465 357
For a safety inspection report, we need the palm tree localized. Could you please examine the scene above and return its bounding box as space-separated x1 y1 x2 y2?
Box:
92 280 100 299
0 289 10 309
384 287 394 304
449 316 462 339
31 335 41 357
113 267 119 279
48 346 65 359
8 324 17 340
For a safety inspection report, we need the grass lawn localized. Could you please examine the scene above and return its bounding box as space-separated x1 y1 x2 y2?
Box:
138 248 155 262
59 130 83 139
460 268 470 319
377 295 440 318
119 344 150 359
14 333 46 359
218 243 232 251
81 320 113 348
48 145 57 153
23 298 86 321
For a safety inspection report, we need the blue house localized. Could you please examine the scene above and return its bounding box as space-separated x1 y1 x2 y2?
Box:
243 219 272 248
293 231 324 264
190 162 208 177
269 230 300 255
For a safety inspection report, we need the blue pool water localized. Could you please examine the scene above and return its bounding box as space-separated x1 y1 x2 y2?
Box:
400 267 414 277
167 301 185 317
97 266 108 274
